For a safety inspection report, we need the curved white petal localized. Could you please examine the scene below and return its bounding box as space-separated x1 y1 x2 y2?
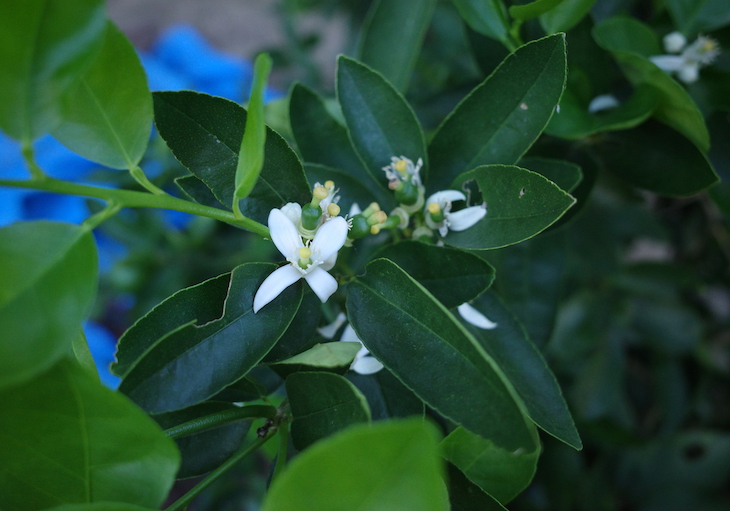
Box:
425 189 466 207
677 63 700 83
280 202 302 226
253 264 303 313
269 208 303 258
457 302 497 329
317 312 347 339
341 324 361 344
650 55 684 72
320 252 338 271
349 202 362 216
352 355 384 375
447 205 486 231
310 216 348 261
303 267 339 303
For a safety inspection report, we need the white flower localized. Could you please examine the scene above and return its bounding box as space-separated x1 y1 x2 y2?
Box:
650 35 720 84
424 190 486 237
318 313 384 375
587 94 620 114
253 208 348 313
382 156 423 187
457 303 497 330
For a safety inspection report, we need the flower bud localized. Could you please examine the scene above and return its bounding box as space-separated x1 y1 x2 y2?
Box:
395 181 419 206
349 214 371 239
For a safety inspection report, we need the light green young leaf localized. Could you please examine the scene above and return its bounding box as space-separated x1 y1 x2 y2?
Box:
0 358 180 510
235 53 272 200
509 0 565 21
540 0 596 34
262 420 447 511
52 22 152 170
272 342 361 372
358 0 438 92
452 0 510 45
0 221 97 389
0 0 106 141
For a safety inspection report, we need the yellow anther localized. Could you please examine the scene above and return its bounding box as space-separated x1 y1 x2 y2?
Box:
299 246 312 259
370 224 381 235
324 180 335 190
395 159 408 175
327 203 341 216
313 186 328 200
428 202 441 214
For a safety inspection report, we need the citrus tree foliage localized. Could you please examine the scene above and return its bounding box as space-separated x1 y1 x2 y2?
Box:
1 0 729 509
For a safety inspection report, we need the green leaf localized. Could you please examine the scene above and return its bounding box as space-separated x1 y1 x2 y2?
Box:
347 259 535 450
539 0 596 34
0 0 106 141
446 165 575 250
376 240 495 308
152 402 250 479
590 120 719 196
509 0 565 21
587 16 661 57
441 426 540 503
286 371 371 450
118 264 302 413
336 55 428 190
447 464 508 511
72 330 100 381
44 504 156 511
271 343 361 378
153 91 310 224
358 0 438 92
175 174 226 209
262 419 447 511
593 18 710 153
459 292 581 449
235 53 272 200
428 34 567 192
263 290 321 363
0 221 97 389
452 0 510 44
347 369 425 420
0 358 180 510
546 84 660 139
666 0 730 33
51 22 152 169
518 157 582 192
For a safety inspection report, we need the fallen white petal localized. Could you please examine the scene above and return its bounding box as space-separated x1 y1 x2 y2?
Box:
458 302 497 329
253 264 303 313
310 216 348 261
303 267 339 303
269 208 303 258
317 312 347 339
447 205 486 231
352 355 384 375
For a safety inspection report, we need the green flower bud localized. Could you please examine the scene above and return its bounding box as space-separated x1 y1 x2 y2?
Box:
301 203 322 230
349 214 371 239
394 181 419 206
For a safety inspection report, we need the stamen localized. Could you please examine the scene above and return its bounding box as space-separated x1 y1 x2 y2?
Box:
428 202 441 214
395 159 408 175
327 203 341 216
324 180 335 190
313 186 328 201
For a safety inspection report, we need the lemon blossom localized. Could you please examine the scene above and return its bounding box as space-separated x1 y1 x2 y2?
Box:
424 190 486 237
253 208 348 313
650 34 720 84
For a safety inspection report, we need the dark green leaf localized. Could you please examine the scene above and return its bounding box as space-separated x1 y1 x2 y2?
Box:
347 369 425 421
347 259 535 450
118 263 302 413
459 292 581 449
428 34 567 192
446 164 576 250
45 504 156 511
588 16 661 57
376 240 495 308
336 55 428 189
72 330 100 381
510 0 565 21
590 120 718 196
518 157 582 192
540 0 596 34
0 221 97 389
262 419 447 511
152 401 249 479
448 464 508 511
287 371 371 450
175 174 226 209
442 426 540 503
452 0 510 44
358 0 438 91
52 22 152 169
0 358 179 510
0 0 106 140
270 342 360 378
666 0 730 33
153 91 310 224
263 290 321 363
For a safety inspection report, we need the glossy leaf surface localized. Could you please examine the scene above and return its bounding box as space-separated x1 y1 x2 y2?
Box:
540 0 596 33
446 165 575 250
52 22 151 169
452 0 510 43
0 222 97 389
510 0 565 21
0 359 179 510
428 34 567 191
287 371 371 450
347 259 534 450
448 464 508 511
518 157 582 192
118 264 302 413
271 342 360 377
262 420 447 511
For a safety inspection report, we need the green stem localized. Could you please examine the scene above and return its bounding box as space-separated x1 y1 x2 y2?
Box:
0 177 270 238
21 140 46 180
83 200 122 231
165 433 274 511
130 165 167 196
164 405 278 440
271 418 290 483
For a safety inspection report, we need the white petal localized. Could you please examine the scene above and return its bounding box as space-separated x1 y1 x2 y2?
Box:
317 312 347 339
303 267 339 303
650 55 684 72
663 31 687 53
269 208 303 258
458 303 498 329
587 94 620 113
253 264 303 313
341 324 361 344
310 216 348 261
280 202 302 226
351 355 384 375
447 205 486 231
425 190 466 207
320 252 338 271
349 202 362 216
677 63 700 83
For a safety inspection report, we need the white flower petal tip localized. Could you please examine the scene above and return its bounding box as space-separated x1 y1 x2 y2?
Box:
587 94 621 114
352 356 385 375
458 303 498 330
304 267 339 303
317 312 347 339
447 205 487 232
253 265 302 313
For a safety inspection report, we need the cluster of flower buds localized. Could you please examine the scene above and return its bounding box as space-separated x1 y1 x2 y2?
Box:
348 202 399 239
297 180 341 238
